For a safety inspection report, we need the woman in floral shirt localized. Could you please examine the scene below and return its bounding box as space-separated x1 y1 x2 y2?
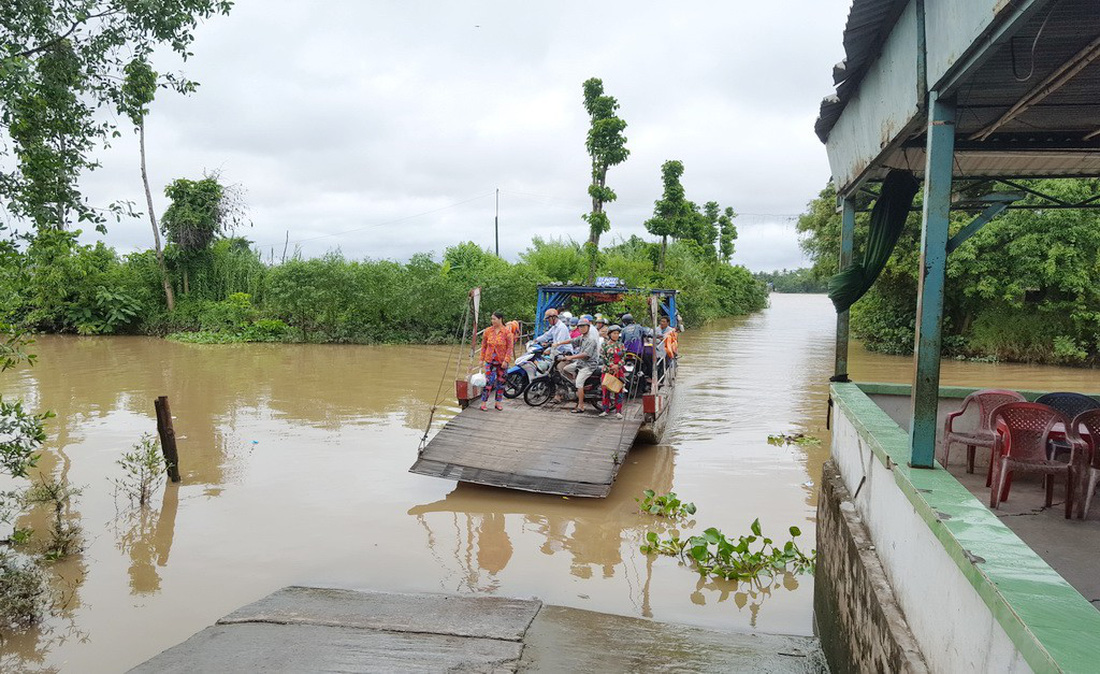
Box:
599 325 626 419
479 311 514 411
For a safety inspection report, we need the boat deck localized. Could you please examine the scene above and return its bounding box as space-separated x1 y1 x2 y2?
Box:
410 399 645 498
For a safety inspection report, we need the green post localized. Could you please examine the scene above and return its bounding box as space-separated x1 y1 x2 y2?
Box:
909 91 956 468
833 198 856 381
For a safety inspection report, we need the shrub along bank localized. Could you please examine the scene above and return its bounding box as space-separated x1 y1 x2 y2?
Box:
0 233 767 344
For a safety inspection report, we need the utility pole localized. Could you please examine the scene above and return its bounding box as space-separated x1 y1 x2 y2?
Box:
494 188 500 256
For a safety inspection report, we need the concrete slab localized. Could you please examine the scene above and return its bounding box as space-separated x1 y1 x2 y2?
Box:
518 605 827 673
131 587 827 673
130 622 523 674
219 586 541 641
949 462 1100 604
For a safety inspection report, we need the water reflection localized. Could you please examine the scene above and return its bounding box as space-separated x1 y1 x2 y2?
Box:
6 295 1090 671
111 485 178 595
409 444 675 590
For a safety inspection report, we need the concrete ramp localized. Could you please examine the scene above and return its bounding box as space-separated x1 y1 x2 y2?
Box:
410 401 644 497
130 587 827 673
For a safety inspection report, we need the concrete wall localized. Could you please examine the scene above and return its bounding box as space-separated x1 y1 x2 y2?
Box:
829 403 1031 672
815 460 928 674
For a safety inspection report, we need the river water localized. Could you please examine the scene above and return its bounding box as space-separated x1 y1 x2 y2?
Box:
1 293 1094 672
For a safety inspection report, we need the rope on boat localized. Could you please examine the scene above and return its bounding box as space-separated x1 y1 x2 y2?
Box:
419 299 473 454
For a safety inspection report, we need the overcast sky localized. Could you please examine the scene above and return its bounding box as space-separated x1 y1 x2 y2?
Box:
74 1 850 272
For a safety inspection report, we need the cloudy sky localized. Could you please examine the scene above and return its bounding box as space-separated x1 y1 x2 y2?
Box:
75 1 850 272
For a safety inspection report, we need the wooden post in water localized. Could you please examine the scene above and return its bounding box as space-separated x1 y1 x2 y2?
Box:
154 396 181 482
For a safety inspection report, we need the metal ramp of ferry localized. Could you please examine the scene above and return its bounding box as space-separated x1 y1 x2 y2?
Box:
409 401 644 498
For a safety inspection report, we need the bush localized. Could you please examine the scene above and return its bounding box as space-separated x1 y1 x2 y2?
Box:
0 550 49 631
7 234 768 345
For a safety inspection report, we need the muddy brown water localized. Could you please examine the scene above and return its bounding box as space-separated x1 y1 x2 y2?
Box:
0 293 1095 672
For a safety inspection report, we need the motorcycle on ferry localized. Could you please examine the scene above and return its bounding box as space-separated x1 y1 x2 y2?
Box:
523 352 642 407
503 341 553 399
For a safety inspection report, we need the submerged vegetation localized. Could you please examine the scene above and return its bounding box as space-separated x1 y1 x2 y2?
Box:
797 179 1100 366
112 435 169 508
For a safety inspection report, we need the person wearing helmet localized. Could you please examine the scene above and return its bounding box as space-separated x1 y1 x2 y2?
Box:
599 324 626 419
593 316 608 348
534 308 572 355
553 317 599 413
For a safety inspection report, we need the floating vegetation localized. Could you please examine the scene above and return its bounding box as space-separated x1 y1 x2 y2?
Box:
767 432 821 447
641 518 815 582
636 490 697 519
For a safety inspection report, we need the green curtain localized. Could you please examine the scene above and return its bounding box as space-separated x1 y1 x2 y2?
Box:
828 170 920 313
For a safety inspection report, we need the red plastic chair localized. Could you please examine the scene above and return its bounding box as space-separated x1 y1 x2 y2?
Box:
989 403 1075 519
939 389 1026 476
1068 409 1100 519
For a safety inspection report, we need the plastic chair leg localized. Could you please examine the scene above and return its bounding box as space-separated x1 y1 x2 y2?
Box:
1001 470 1014 503
966 445 976 474
1065 468 1075 520
990 459 1004 509
1045 475 1054 508
1084 468 1100 520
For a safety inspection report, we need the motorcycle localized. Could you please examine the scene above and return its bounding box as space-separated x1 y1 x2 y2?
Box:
503 341 553 399
523 352 641 407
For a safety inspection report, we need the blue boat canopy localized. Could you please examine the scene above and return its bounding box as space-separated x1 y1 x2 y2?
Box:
534 284 678 335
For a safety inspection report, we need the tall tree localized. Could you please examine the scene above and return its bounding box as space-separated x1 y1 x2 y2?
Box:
120 57 175 311
718 206 738 263
700 201 720 259
644 160 693 271
161 175 246 294
581 78 629 283
0 0 233 231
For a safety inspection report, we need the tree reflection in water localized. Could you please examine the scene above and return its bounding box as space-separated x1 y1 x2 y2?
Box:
110 483 178 595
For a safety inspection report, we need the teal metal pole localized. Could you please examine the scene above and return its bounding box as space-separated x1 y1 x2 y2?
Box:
909 91 956 468
833 198 856 381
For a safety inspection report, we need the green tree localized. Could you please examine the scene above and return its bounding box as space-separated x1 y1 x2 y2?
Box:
161 175 246 294
581 78 630 284
644 160 693 271
797 178 1100 364
718 206 738 262
0 0 233 231
120 57 175 311
699 201 720 259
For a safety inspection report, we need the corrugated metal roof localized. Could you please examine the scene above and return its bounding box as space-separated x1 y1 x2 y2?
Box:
815 0 909 142
819 0 1100 181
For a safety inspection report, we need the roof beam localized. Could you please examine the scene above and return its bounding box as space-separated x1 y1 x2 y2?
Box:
969 34 1100 141
932 0 1054 96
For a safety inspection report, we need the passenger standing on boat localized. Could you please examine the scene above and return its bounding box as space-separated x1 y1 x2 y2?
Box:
554 317 599 414
656 315 672 338
619 314 652 357
599 325 626 419
479 311 514 411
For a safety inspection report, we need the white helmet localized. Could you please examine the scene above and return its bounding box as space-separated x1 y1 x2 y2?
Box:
560 311 573 321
